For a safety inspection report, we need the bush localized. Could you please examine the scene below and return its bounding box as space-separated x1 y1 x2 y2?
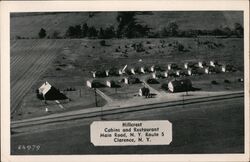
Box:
224 79 230 83
100 40 106 46
211 80 218 85
38 28 46 38
177 44 184 51
161 83 168 90
147 78 159 84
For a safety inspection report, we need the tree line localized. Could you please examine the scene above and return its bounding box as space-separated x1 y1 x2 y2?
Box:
32 12 244 39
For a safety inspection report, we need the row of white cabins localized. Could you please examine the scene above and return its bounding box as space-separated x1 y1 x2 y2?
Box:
91 60 227 79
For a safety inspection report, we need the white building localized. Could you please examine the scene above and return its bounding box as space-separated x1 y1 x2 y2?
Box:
150 66 155 72
105 70 109 77
140 67 145 73
131 68 135 75
92 71 96 78
205 67 209 74
221 65 226 72
118 69 123 75
210 61 215 67
86 80 92 88
39 81 52 96
187 69 192 76
198 61 204 68
124 77 129 84
167 64 171 70
184 63 188 69
176 70 180 76
164 71 168 78
152 72 156 79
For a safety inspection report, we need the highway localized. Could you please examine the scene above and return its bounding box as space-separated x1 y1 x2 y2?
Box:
11 95 244 155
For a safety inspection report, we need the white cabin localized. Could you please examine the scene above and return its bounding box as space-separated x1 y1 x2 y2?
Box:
221 65 226 72
198 61 204 68
164 71 168 78
105 70 109 77
167 64 171 70
150 66 155 72
187 69 192 76
152 72 156 79
210 61 215 67
92 71 96 78
86 80 92 88
184 63 188 69
176 70 180 76
106 80 112 87
140 67 145 73
205 67 209 74
131 68 135 75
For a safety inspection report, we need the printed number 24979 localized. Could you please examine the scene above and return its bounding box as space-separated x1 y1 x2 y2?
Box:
17 145 40 151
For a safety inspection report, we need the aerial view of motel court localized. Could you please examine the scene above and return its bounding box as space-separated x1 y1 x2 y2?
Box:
10 11 244 154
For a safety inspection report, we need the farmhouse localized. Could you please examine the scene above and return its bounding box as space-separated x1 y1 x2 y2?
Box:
168 79 192 93
139 87 150 97
38 81 67 100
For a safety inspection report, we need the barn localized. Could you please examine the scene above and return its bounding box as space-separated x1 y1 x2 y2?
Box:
168 79 192 93
139 87 150 97
38 81 67 100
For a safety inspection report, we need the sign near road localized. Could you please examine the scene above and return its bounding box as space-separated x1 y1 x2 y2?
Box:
90 120 172 146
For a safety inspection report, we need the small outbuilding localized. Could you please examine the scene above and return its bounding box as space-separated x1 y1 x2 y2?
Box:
168 79 192 93
122 77 141 84
139 87 150 97
86 80 104 88
106 80 120 88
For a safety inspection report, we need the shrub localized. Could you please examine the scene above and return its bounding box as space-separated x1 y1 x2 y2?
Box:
211 80 218 85
224 79 230 83
147 78 159 84
100 40 106 46
161 83 168 90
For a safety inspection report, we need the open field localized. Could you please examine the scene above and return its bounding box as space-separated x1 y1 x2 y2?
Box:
11 39 107 120
11 37 244 121
11 40 64 115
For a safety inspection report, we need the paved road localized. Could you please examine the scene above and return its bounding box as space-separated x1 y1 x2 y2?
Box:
11 97 244 155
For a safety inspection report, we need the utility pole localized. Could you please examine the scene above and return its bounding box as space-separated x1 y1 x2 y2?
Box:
182 93 184 109
94 88 98 107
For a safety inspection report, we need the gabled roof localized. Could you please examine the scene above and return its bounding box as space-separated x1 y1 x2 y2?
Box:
39 81 52 95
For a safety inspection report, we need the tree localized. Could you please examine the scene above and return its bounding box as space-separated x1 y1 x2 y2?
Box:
81 23 89 37
87 26 98 37
98 27 105 39
116 12 150 38
234 23 243 37
65 25 82 38
38 28 46 38
51 30 60 39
